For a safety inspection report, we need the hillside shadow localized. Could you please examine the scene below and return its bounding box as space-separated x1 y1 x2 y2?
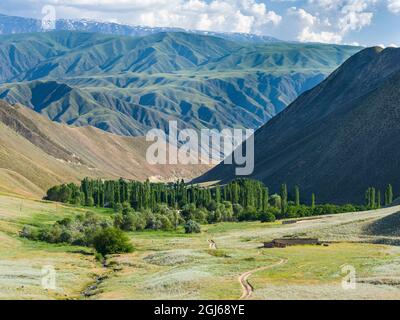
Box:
363 211 400 245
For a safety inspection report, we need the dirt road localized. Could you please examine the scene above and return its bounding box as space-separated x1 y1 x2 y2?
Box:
239 259 287 300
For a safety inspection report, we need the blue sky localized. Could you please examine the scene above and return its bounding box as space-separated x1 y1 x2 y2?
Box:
0 0 398 46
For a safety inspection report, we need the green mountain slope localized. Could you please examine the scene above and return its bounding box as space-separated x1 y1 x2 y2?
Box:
196 47 400 204
0 31 361 135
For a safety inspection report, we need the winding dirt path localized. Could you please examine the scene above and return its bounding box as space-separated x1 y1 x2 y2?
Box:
239 259 287 300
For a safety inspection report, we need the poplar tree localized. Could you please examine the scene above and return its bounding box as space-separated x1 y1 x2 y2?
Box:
311 193 316 209
280 184 288 215
385 184 393 206
262 187 269 211
294 186 300 207
377 190 381 209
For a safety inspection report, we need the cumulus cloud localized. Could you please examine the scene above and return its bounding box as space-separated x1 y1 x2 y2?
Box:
388 0 400 13
0 0 395 45
0 0 281 34
285 7 342 43
283 0 377 44
298 27 342 43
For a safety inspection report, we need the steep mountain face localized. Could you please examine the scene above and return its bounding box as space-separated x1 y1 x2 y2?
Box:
0 101 209 197
0 13 281 43
0 31 360 135
196 47 400 204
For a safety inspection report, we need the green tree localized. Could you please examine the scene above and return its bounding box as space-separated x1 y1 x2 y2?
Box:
311 193 316 209
385 184 393 206
280 184 288 215
262 187 269 211
294 186 300 207
184 220 201 234
370 187 376 209
377 190 381 209
92 227 133 256
259 209 277 223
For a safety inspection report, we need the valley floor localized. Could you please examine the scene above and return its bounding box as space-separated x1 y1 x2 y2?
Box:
1 193 400 300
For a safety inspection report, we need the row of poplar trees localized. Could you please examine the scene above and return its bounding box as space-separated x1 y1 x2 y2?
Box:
47 178 317 214
78 178 271 211
279 183 315 215
365 184 394 209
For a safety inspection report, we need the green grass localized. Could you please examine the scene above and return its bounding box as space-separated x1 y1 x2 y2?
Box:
1 193 400 300
0 31 361 136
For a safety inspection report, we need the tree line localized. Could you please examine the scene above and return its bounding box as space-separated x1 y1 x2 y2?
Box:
365 184 394 209
45 178 379 225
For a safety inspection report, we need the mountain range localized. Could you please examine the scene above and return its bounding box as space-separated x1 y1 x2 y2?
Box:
0 30 360 136
0 13 281 43
197 46 400 204
0 101 209 197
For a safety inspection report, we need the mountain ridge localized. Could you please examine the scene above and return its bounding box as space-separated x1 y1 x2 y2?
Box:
196 47 400 204
0 31 361 136
0 100 209 198
0 12 282 43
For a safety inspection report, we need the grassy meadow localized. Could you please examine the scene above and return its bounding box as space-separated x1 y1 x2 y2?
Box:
1 192 400 300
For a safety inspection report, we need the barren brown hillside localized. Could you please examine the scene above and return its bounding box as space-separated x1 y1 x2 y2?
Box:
0 101 210 197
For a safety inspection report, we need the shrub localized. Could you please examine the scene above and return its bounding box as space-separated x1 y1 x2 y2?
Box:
259 209 277 223
193 208 208 224
86 197 95 207
114 213 136 231
92 227 133 256
184 220 201 234
20 212 112 247
269 194 281 209
181 203 197 221
207 200 218 212
132 213 147 231
232 204 243 221
238 206 258 221
19 226 39 240
158 215 173 231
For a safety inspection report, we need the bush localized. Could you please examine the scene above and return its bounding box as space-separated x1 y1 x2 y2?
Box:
92 227 133 256
232 204 243 221
181 203 197 221
259 209 277 223
184 220 201 234
158 215 173 231
238 206 258 221
193 208 208 224
19 226 39 240
132 213 147 231
269 194 281 209
20 212 112 247
114 213 136 231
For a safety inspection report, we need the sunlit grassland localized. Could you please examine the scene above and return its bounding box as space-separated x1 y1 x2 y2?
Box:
0 194 105 300
1 193 400 300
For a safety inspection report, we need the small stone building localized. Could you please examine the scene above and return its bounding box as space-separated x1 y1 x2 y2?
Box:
264 238 321 248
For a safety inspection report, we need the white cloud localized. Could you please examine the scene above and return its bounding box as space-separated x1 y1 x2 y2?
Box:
298 27 342 43
388 0 400 13
283 0 377 44
0 0 392 45
3 0 281 34
338 11 373 32
285 7 342 43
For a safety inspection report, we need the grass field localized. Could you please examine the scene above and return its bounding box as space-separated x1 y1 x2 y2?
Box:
1 193 400 300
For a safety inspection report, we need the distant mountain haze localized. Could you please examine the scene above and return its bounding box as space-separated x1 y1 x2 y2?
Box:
0 30 360 136
196 47 400 204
